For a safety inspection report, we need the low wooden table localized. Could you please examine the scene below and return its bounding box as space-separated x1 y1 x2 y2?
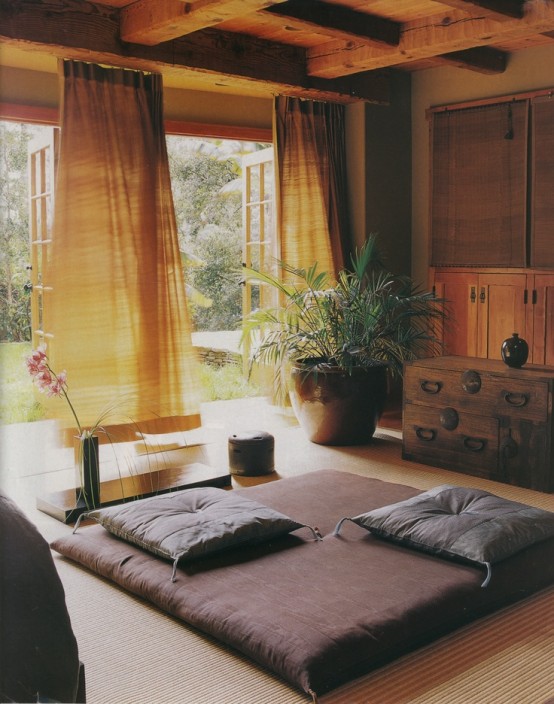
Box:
37 462 231 523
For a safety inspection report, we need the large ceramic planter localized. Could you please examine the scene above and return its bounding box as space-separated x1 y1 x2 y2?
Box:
290 363 388 445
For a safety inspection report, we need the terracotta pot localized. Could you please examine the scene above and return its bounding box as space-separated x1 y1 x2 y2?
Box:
290 363 388 446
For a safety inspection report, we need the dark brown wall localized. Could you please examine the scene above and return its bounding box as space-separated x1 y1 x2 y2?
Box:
364 72 412 279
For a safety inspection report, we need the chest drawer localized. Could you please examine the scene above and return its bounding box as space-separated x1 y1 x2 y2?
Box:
403 356 554 491
403 403 499 477
404 366 549 423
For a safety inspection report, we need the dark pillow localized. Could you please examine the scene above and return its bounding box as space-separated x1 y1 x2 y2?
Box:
75 487 319 580
0 492 80 703
334 484 554 587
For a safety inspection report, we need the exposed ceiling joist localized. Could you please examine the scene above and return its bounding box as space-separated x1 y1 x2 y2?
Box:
2 0 553 104
263 0 400 47
306 0 554 78
433 0 525 22
168 28 389 102
0 0 389 104
437 46 507 73
120 0 287 46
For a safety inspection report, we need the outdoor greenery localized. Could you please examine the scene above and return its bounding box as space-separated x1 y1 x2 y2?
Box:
168 137 269 331
198 362 260 401
0 342 44 424
0 122 40 342
0 123 268 341
0 124 266 423
0 341 259 424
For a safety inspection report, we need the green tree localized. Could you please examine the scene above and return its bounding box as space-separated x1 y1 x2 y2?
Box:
168 137 241 243
0 122 36 341
190 224 243 331
167 137 267 331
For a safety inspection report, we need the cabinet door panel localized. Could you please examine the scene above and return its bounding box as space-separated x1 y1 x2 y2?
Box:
532 274 554 366
478 273 527 360
433 269 545 363
433 272 478 357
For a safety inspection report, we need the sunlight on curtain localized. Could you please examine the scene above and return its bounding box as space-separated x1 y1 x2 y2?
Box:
251 96 350 405
46 60 201 440
274 96 350 276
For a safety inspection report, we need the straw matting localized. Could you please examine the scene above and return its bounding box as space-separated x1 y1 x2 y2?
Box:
52 426 554 704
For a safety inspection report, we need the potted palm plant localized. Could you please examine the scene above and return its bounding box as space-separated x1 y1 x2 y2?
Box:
241 234 445 445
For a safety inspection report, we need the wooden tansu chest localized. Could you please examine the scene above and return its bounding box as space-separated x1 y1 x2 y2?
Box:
402 356 554 492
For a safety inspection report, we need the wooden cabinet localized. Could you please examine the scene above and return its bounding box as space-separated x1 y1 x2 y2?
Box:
532 274 554 366
433 268 553 364
402 356 554 492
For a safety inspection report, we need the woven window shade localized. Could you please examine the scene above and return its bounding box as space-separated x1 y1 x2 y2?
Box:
431 101 528 267
530 96 554 267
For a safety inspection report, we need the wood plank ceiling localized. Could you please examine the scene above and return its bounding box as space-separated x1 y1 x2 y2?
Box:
1 0 554 104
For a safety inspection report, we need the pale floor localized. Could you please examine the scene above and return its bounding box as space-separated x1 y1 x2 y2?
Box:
0 396 407 543
2 398 554 704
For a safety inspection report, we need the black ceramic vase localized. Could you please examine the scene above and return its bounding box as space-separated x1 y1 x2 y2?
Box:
501 333 529 368
75 434 101 509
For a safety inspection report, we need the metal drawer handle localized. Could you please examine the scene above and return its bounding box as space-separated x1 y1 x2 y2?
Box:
503 391 529 407
500 435 518 460
415 427 436 441
463 436 486 452
420 380 442 394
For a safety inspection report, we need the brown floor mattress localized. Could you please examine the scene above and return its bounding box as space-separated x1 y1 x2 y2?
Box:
51 470 554 699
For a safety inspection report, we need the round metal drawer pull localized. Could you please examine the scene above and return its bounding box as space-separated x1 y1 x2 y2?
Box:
463 436 486 452
503 391 529 407
420 380 442 394
440 407 459 430
415 427 436 441
461 370 481 394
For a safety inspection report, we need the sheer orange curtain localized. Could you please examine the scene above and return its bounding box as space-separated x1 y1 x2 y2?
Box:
274 96 350 274
46 60 200 439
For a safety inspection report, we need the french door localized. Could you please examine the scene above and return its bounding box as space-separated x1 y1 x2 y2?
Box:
241 146 276 366
27 128 58 348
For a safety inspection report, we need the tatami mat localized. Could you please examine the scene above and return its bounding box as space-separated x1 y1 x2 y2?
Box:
8 398 554 704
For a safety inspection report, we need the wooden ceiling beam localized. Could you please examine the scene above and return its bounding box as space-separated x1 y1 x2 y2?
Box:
432 0 525 22
436 46 508 73
0 0 389 104
168 28 389 102
262 0 400 47
307 0 554 78
120 0 287 46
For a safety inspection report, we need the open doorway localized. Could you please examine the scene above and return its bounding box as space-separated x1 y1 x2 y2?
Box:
0 121 275 423
167 134 275 399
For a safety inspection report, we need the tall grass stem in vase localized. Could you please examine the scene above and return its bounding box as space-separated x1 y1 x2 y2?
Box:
26 345 105 509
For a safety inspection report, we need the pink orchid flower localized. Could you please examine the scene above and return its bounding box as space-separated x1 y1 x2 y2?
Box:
26 347 82 434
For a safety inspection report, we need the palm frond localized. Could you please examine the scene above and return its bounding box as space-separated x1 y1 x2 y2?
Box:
240 233 446 385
